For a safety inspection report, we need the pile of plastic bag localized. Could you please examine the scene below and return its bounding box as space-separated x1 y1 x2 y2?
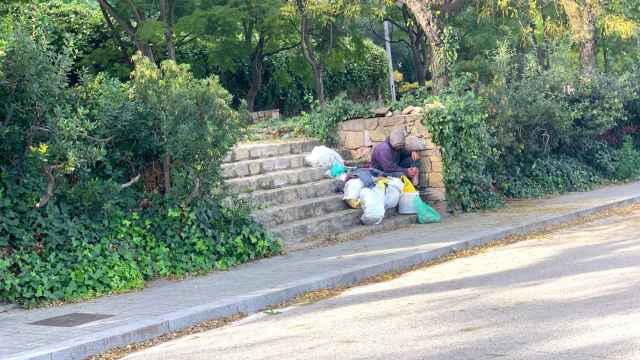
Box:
306 146 441 226
344 175 440 225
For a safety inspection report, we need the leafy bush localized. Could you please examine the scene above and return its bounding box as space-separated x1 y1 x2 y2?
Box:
392 86 432 112
130 54 245 200
257 39 387 115
0 196 281 306
497 157 600 199
324 39 388 103
487 44 637 168
424 76 503 211
296 93 373 146
611 137 640 181
0 26 280 307
0 29 108 208
0 0 124 80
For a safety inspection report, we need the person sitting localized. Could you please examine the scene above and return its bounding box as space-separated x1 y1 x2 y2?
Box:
371 129 420 185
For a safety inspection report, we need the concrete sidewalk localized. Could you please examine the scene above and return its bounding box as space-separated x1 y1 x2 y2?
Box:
2 182 640 360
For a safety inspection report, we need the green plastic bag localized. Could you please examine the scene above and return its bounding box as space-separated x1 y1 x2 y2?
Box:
415 197 441 224
330 161 347 177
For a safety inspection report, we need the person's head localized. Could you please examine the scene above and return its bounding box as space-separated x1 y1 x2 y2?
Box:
389 128 406 150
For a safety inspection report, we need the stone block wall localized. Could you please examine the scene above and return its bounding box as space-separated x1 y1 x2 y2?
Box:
250 109 280 123
337 114 447 210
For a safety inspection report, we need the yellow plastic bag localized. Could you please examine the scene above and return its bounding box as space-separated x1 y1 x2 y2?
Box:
401 176 417 193
346 199 361 209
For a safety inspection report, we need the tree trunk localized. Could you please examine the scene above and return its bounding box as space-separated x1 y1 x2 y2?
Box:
312 64 326 105
246 75 261 113
138 42 157 64
560 0 598 79
247 35 266 112
429 49 448 93
296 0 326 104
602 28 609 73
163 152 171 194
402 0 448 93
98 4 132 66
411 34 427 86
580 18 598 78
410 37 426 86
421 39 431 84
160 0 176 61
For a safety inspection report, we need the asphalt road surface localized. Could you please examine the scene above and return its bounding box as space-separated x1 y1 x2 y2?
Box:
126 208 640 360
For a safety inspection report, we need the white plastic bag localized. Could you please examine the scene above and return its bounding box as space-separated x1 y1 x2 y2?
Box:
384 186 401 209
360 187 385 225
305 146 343 170
343 179 364 200
387 177 404 192
343 178 364 208
398 192 419 214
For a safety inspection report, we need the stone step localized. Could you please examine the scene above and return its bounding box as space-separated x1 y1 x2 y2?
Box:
224 139 320 163
270 208 362 247
253 194 348 228
329 214 417 245
221 154 307 179
238 178 341 208
271 207 416 249
227 167 326 193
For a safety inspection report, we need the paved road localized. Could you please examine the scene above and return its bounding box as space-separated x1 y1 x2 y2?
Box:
126 209 640 360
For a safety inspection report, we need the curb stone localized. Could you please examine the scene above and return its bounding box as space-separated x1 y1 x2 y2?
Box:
0 303 17 314
6 194 640 360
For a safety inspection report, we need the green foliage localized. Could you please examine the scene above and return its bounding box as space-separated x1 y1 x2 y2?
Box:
324 39 388 102
0 0 122 79
256 39 388 115
0 28 107 199
130 54 245 199
0 187 281 306
0 23 280 307
611 137 640 180
424 76 503 212
487 43 640 168
418 45 640 209
391 86 432 112
497 157 600 199
296 93 373 146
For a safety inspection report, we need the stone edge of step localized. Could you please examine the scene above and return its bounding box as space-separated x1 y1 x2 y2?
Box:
253 194 347 227
224 139 320 163
221 153 308 179
226 167 327 193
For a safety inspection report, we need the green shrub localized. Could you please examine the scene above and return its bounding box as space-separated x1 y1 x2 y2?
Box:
487 44 637 167
392 86 432 112
257 39 387 115
497 157 600 199
130 54 245 200
0 189 281 306
611 137 640 181
0 0 117 79
0 25 280 307
424 75 503 212
296 93 373 146
324 39 388 103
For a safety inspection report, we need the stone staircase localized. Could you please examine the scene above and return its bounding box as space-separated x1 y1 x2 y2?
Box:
223 139 417 250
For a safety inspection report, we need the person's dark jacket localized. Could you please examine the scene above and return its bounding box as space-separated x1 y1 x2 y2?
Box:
371 138 411 175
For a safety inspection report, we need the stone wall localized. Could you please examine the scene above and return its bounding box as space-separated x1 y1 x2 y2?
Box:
250 109 280 123
337 114 446 209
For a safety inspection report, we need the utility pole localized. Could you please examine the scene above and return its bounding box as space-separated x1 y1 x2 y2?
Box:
383 14 397 101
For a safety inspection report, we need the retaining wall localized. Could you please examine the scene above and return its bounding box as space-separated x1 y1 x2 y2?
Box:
337 113 447 211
